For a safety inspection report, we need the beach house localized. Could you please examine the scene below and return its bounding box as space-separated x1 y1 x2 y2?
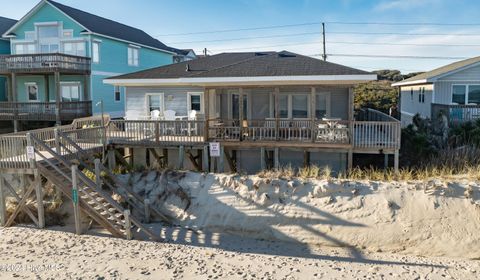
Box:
0 0 194 132
392 56 480 126
105 51 401 174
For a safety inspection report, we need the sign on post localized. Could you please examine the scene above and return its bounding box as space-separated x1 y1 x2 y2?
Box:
26 146 35 160
209 142 221 157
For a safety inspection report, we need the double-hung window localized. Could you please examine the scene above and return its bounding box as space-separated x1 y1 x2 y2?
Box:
187 92 203 113
468 85 480 104
37 24 60 53
128 46 139 66
114 86 121 102
452 85 467 104
147 94 163 112
60 83 81 102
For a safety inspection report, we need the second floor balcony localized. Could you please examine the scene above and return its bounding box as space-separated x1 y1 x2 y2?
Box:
0 53 91 75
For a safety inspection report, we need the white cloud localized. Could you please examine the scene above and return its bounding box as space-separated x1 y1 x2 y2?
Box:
374 0 436 11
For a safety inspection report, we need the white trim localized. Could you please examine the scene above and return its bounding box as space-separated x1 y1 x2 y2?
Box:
128 44 141 49
104 74 377 87
90 32 176 55
392 79 428 87
432 83 435 103
92 38 103 43
92 70 124 76
24 82 39 102
187 92 204 114
92 41 100 64
34 21 59 26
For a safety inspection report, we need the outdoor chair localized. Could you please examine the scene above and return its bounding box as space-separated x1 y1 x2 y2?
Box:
181 110 197 136
162 110 177 135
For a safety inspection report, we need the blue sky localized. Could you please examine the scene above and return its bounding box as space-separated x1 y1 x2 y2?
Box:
3 0 480 73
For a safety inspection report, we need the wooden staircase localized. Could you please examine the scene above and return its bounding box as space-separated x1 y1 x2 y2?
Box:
30 132 159 241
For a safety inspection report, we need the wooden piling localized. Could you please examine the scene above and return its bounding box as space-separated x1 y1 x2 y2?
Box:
71 165 82 235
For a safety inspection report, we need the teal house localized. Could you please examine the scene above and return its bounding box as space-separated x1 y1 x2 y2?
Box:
0 16 17 103
0 0 193 132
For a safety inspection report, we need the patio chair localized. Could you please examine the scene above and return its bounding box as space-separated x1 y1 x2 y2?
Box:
181 110 197 136
162 110 177 135
150 110 161 120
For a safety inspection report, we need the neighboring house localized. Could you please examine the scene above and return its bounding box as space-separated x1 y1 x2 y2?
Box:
105 51 401 174
0 0 194 132
392 56 480 127
0 16 17 102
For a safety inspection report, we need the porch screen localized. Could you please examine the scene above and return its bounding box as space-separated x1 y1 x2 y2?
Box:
292 95 308 118
279 95 288 118
315 94 327 119
468 85 480 104
232 94 248 120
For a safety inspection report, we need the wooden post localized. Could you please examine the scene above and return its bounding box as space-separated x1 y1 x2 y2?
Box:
54 128 61 155
54 71 61 126
83 74 90 101
274 87 280 140
178 145 185 169
348 87 354 122
311 87 316 142
144 199 150 224
124 209 132 240
71 165 82 235
260 147 266 170
202 145 209 172
162 148 169 167
0 176 6 226
204 89 210 141
12 73 18 132
394 150 399 173
218 145 224 173
303 150 310 167
45 74 50 102
274 147 279 169
107 148 116 170
384 154 389 169
238 88 244 141
348 149 353 171
34 172 45 228
94 158 102 190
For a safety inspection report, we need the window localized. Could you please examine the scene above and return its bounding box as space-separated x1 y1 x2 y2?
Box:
15 44 35 54
188 92 202 112
468 85 480 104
452 85 467 104
60 83 80 102
315 93 329 119
147 94 163 112
63 42 85 56
114 86 121 102
92 41 100 63
410 88 413 100
38 25 59 39
25 83 38 101
277 93 309 119
418 87 426 103
232 94 248 120
128 46 139 66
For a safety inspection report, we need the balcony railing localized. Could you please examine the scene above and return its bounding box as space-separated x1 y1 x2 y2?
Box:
0 53 91 74
0 101 92 121
431 103 480 124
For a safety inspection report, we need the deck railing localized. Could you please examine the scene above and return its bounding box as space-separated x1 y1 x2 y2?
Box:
353 108 401 150
431 103 480 124
0 101 92 121
0 53 91 74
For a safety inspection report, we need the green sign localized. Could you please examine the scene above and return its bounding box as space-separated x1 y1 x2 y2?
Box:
72 189 78 204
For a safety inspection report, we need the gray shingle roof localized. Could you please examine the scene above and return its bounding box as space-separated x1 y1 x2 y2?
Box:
110 51 371 80
394 56 480 85
0 16 17 39
47 0 182 54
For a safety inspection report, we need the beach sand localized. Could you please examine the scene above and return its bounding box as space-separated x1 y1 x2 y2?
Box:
0 225 478 280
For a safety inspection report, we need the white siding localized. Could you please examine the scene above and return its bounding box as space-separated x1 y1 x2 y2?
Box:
399 84 433 124
125 86 203 120
437 64 480 81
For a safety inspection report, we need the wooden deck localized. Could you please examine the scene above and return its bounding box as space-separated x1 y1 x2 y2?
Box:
0 53 91 74
0 101 92 121
431 103 480 124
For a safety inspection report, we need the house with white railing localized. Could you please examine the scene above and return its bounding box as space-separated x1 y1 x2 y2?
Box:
105 51 401 174
393 56 480 127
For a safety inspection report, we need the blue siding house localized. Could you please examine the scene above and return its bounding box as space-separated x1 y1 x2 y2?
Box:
0 0 193 132
0 16 17 102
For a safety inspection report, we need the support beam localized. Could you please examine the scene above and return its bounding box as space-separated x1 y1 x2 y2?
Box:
1 176 38 227
274 87 280 140
5 180 35 227
162 149 169 167
71 165 82 235
384 154 389 169
303 150 310 167
394 150 399 173
34 172 45 228
178 145 185 169
107 148 116 170
224 148 236 173
94 158 102 190
186 150 201 171
202 145 209 172
348 149 353 171
83 74 90 101
124 209 132 240
274 147 279 169
0 175 6 226
45 74 50 102
12 73 18 132
218 145 225 173
260 147 266 170
54 72 61 126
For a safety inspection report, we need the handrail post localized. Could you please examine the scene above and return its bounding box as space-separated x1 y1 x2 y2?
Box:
155 120 160 143
124 209 132 240
54 128 61 155
94 158 102 190
204 119 209 142
71 164 82 235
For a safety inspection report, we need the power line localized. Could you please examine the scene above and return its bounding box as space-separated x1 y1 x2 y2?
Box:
157 21 480 37
327 41 480 47
167 32 320 44
327 31 480 36
319 53 469 60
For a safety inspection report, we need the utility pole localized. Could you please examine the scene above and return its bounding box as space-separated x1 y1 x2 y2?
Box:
203 48 208 56
322 22 327 61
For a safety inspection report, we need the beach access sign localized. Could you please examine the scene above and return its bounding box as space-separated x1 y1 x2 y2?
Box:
26 146 35 159
209 142 221 157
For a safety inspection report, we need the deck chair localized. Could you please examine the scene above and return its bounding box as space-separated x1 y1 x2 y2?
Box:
181 110 197 136
150 110 161 120
162 110 177 135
